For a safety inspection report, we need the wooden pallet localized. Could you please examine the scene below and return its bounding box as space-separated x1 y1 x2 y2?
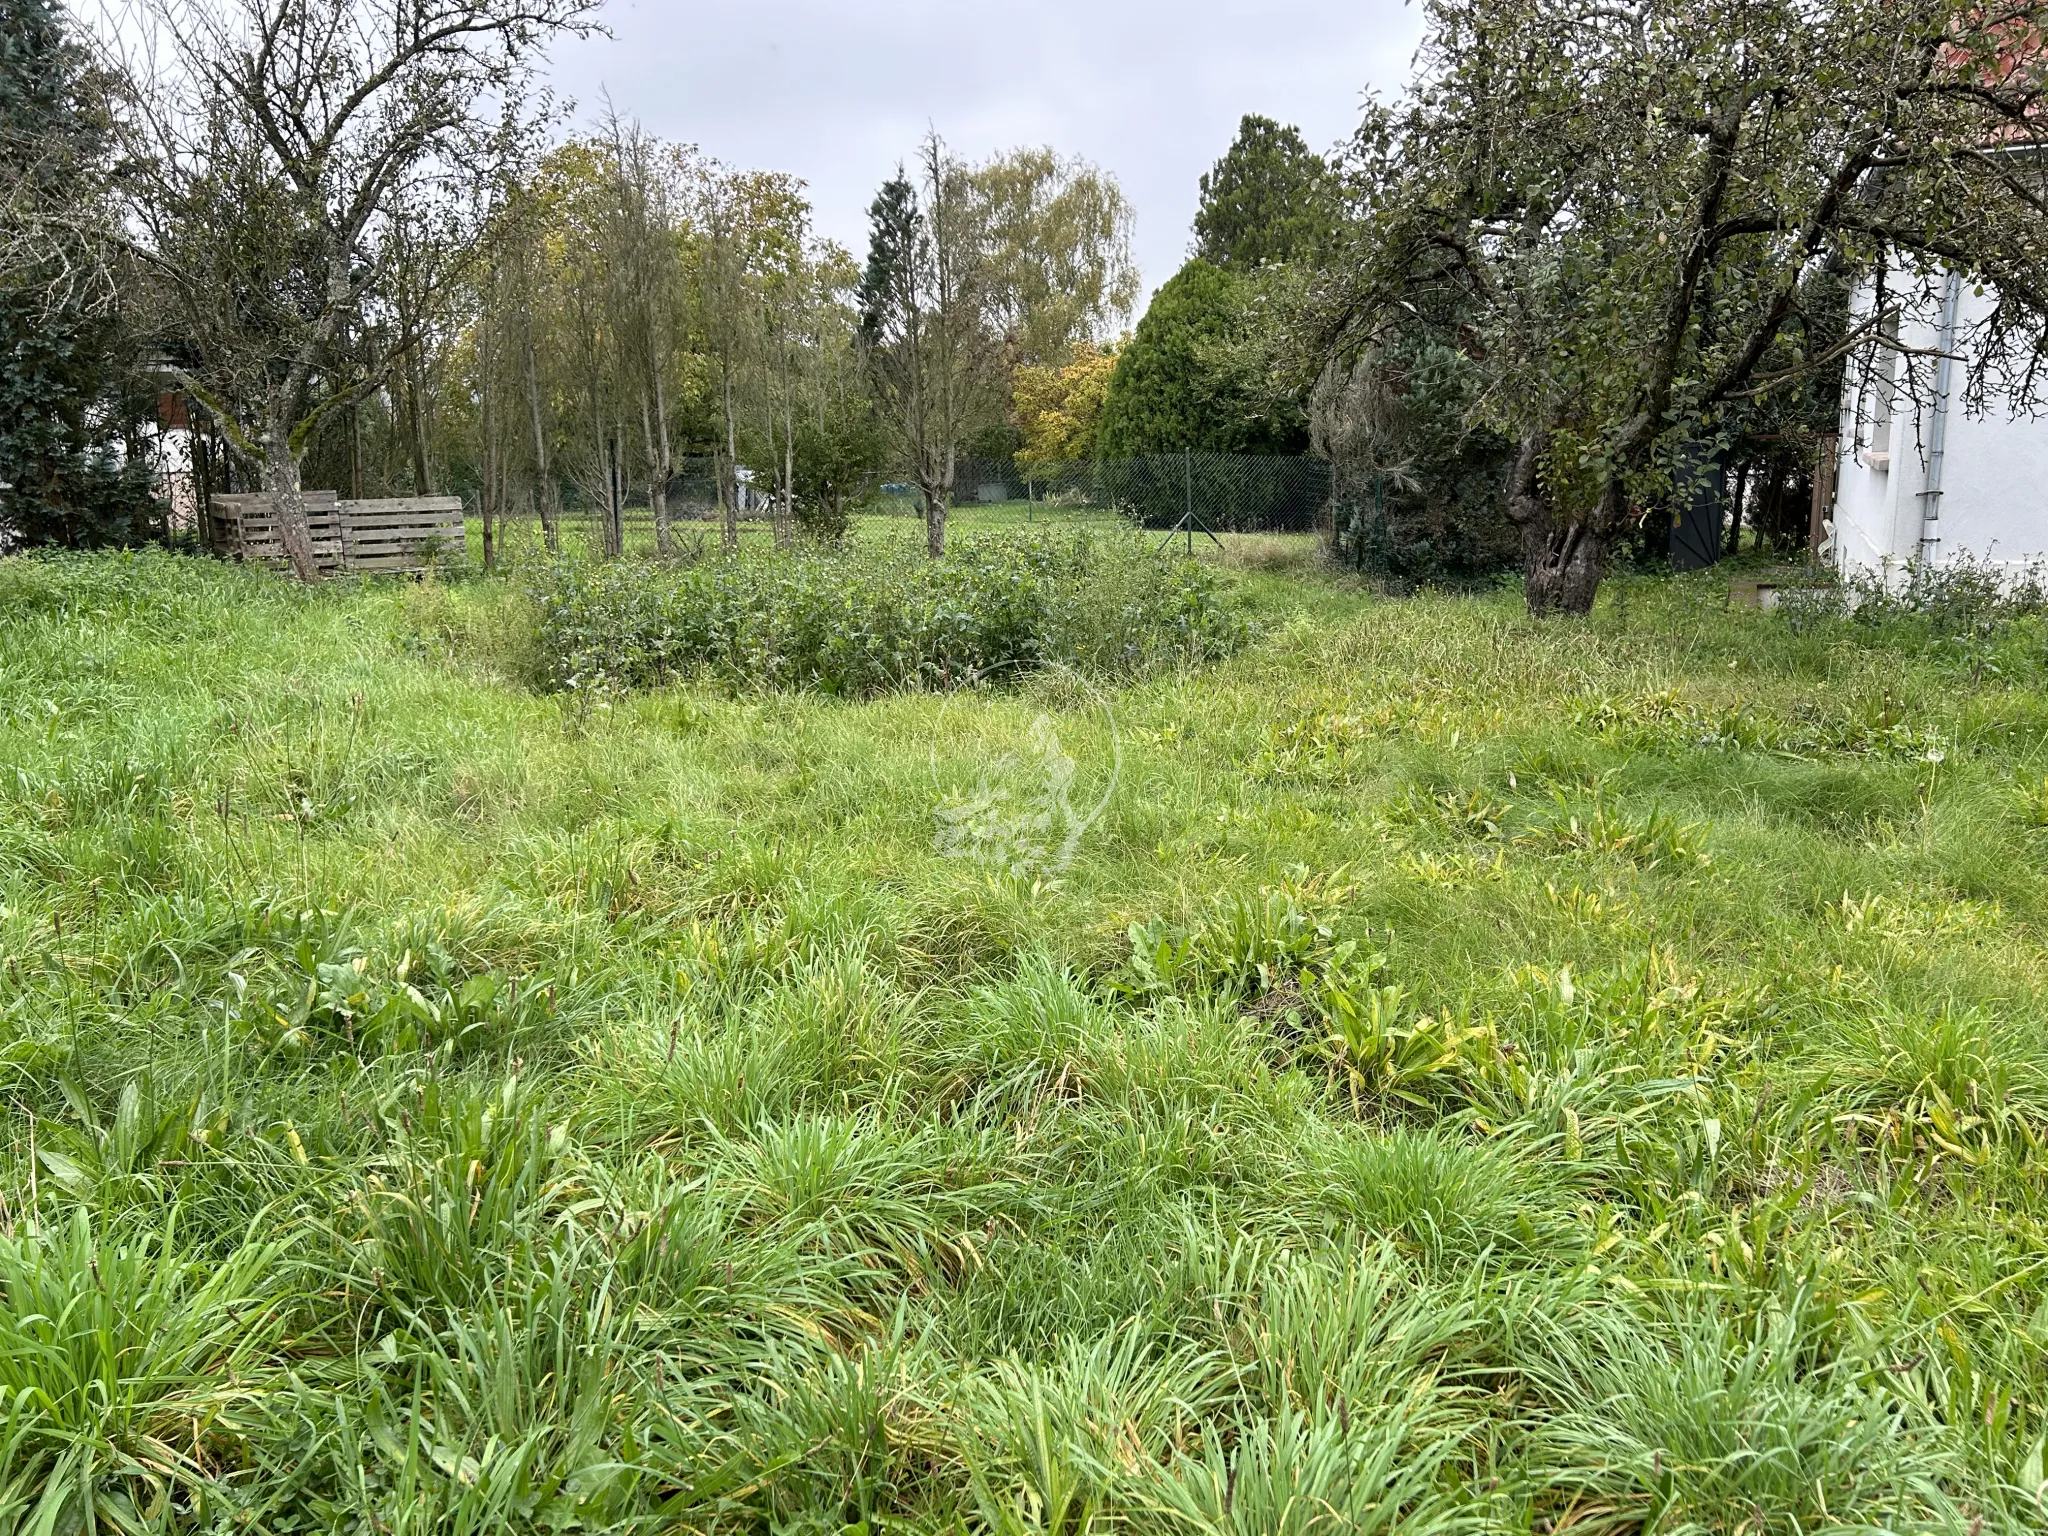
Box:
338 498 467 573
208 493 464 575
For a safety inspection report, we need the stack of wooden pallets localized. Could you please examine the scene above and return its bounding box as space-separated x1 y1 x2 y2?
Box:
207 493 465 575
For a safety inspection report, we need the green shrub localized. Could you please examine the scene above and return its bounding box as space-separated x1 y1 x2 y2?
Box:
528 531 1250 697
1782 552 2048 642
1095 259 1306 459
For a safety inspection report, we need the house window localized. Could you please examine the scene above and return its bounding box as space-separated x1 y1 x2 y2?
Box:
1866 314 1900 469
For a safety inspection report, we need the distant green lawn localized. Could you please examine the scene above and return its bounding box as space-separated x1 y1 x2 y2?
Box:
2 538 2045 1530
464 498 1312 567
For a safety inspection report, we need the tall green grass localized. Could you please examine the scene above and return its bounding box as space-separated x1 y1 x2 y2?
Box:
0 544 2046 1529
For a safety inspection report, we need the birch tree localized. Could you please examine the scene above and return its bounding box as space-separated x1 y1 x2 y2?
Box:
545 141 627 556
600 121 690 557
470 181 557 556
691 169 753 549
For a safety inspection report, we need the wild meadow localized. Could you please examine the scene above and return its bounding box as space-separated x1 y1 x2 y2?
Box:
3 537 2048 1533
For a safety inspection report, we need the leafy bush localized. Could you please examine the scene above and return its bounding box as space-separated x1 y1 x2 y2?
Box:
1853 554 2048 634
1094 259 1307 461
1322 333 1521 584
1782 553 2048 640
528 531 1251 697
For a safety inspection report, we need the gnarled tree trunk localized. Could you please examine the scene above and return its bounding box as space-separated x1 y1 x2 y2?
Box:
1519 514 1610 615
1504 428 1615 616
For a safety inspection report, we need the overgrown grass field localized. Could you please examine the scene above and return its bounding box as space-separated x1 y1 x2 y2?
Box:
4 537 2048 1532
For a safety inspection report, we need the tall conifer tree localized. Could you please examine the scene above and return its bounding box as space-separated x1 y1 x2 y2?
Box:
0 0 155 547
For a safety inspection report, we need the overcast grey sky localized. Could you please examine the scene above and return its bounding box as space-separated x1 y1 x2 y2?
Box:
546 0 1425 304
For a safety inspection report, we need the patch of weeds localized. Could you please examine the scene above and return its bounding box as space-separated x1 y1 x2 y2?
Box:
31 1075 232 1206
1248 708 1388 783
1569 687 1693 749
1303 976 1502 1116
1119 868 1357 1003
237 937 555 1065
2019 776 2048 830
527 531 1250 698
1846 553 2048 638
1792 689 1954 759
1812 1003 2048 1167
1517 800 1711 870
1503 744 1605 793
1379 784 1514 840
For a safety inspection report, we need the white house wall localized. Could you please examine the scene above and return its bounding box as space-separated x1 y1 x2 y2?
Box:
1834 283 2048 582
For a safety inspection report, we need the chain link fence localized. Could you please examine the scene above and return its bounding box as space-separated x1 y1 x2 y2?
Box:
907 453 1334 536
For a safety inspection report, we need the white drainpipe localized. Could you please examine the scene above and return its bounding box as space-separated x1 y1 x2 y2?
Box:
1917 270 1964 561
